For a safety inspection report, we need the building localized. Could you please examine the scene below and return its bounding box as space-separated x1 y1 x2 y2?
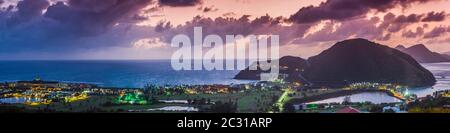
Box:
336 106 361 113
13 77 60 89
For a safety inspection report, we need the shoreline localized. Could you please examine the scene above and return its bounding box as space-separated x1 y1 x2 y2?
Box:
286 89 389 104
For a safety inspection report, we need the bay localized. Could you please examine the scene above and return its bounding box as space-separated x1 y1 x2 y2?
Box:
0 60 253 88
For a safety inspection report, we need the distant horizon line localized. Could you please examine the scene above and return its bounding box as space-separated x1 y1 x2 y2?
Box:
0 59 171 61
0 58 263 61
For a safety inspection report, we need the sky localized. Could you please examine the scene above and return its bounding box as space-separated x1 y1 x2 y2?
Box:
0 0 450 60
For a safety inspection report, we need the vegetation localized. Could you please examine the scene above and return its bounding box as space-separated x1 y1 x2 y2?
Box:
408 96 450 113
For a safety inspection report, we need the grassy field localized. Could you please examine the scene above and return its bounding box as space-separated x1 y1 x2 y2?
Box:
236 90 282 112
156 89 282 112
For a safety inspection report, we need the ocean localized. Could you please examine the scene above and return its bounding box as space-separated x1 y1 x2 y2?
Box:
0 60 253 88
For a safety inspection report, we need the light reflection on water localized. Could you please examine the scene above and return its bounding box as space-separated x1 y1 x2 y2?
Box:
309 63 450 104
0 60 254 88
0 97 41 104
309 92 402 104
128 106 199 112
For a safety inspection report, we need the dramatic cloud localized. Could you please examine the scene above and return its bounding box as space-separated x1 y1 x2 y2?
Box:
133 38 167 49
402 26 425 38
378 11 445 33
45 0 152 36
294 17 385 44
156 7 448 47
424 26 450 38
0 0 154 55
199 6 218 13
381 13 421 33
394 14 423 23
7 0 49 25
289 0 437 24
422 11 447 22
155 21 173 32
157 15 312 45
158 0 202 7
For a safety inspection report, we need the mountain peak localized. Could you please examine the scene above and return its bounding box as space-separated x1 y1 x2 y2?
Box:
399 44 450 63
444 51 450 55
334 38 373 47
235 39 437 87
407 44 433 53
395 45 407 51
323 38 381 52
409 44 428 50
304 39 436 87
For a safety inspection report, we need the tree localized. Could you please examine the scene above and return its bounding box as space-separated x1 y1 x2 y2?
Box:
209 101 237 113
369 105 383 113
383 109 396 113
283 103 295 113
187 99 192 104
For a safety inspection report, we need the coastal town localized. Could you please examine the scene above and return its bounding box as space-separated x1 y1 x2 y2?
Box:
1 76 448 113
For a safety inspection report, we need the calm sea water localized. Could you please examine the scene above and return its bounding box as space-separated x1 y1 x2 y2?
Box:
310 63 450 104
309 92 402 104
0 60 253 88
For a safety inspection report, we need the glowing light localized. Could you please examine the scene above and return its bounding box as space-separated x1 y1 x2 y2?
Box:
64 92 88 103
116 92 147 105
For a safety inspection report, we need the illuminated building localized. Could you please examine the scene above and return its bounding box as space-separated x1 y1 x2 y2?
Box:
116 92 147 104
15 77 60 89
336 106 361 113
64 92 89 103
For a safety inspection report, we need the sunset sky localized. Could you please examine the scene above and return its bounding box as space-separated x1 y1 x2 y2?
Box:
1 0 450 60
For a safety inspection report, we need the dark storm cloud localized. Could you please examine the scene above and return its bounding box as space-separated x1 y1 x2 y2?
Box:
422 11 447 22
7 0 49 25
158 0 202 7
45 0 152 36
0 0 154 55
289 0 437 24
